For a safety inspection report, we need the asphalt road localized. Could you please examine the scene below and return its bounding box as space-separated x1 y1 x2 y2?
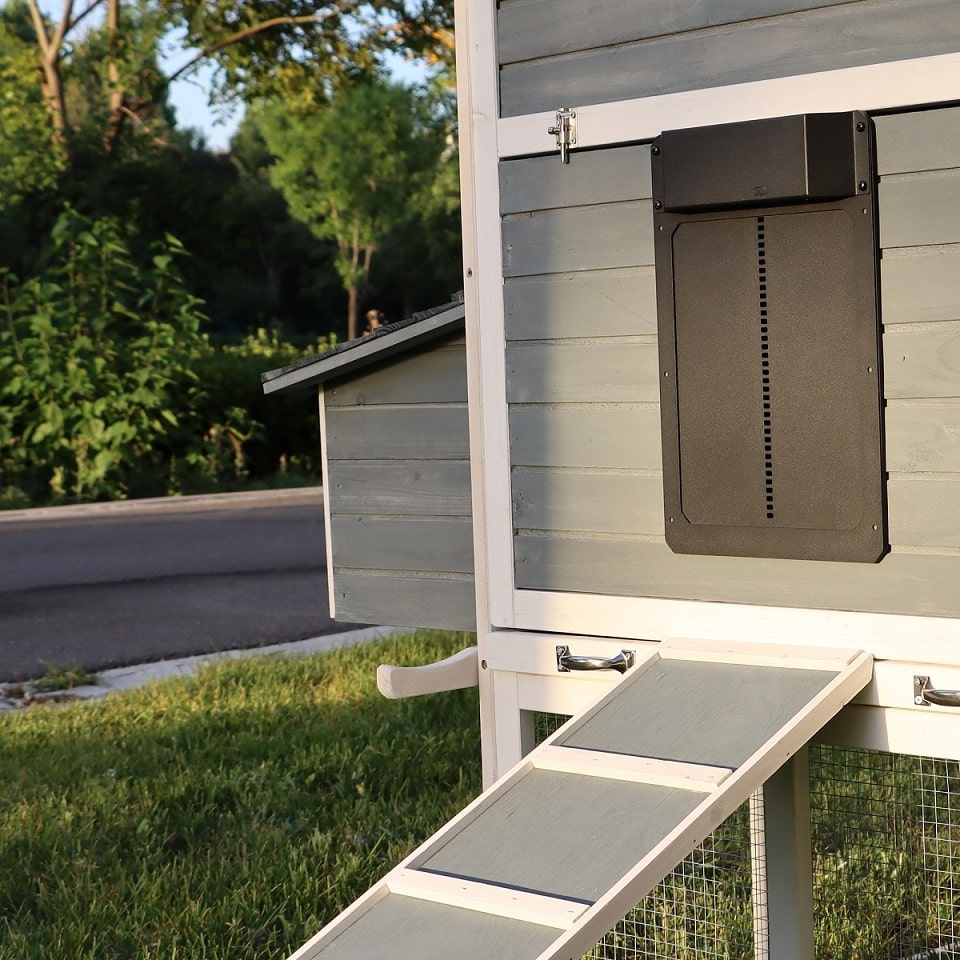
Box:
0 488 363 682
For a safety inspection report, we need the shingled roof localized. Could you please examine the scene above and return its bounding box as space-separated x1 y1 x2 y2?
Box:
261 292 466 395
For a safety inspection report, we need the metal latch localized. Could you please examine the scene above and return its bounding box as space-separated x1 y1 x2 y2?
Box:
547 107 577 164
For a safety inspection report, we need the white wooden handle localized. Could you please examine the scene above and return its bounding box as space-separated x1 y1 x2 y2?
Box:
377 646 479 700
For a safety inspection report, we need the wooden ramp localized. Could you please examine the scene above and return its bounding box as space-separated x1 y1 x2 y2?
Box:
289 640 872 960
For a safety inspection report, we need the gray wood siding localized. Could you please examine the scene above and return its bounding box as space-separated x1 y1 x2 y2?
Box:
498 0 960 118
503 106 960 616
324 335 475 630
333 573 476 632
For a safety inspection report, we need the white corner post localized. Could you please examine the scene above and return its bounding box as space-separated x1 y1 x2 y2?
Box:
762 748 814 960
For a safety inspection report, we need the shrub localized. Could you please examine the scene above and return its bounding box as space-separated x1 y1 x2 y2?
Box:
0 207 208 503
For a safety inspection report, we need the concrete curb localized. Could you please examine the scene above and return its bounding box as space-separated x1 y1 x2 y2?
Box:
0 626 403 711
0 486 323 525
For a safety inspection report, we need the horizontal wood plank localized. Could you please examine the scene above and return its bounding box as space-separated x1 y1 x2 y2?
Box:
885 401 960 472
513 468 664 536
325 407 469 460
499 146 651 214
875 105 960 175
326 339 466 407
883 323 960 399
332 516 474 574
333 572 477 631
327 460 472 517
506 341 660 403
504 269 658 340
497 0 851 66
509 405 662 469
502 202 654 278
513 535 960 619
887 476 960 548
499 0 960 117
532 745 729 790
388 870 586 929
879 171 960 249
881 246 960 324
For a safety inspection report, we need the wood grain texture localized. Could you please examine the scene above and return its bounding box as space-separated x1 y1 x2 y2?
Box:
333 572 476 631
499 0 960 117
326 339 466 407
504 269 658 340
331 516 474 573
887 476 960 548
879 172 960 249
327 460 472 517
499 146 651 215
497 0 852 65
885 402 960 472
509 406 662 469
876 105 960 175
506 341 661 403
502 202 654 278
883 323 960 400
325 407 469 460
513 535 960 618
421 768 703 903
300 891 551 960
513 468 664 535
881 247 960 324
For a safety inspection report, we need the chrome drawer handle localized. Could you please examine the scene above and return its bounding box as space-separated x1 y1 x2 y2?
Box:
914 675 960 707
556 646 635 674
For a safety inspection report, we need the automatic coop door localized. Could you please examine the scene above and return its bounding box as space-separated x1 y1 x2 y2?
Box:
652 112 886 563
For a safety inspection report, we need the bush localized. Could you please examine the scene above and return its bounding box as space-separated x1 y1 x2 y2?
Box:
0 207 208 503
0 207 333 508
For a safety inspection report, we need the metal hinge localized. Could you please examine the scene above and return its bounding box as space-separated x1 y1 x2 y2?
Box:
547 106 577 164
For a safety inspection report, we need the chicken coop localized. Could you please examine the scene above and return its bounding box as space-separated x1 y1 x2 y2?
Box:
263 3 960 958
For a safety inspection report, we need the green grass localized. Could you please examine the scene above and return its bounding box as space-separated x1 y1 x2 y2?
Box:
0 631 481 959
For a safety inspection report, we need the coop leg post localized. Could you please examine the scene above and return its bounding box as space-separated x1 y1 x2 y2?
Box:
763 747 814 960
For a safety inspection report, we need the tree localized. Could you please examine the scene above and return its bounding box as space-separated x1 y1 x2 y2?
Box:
0 5 65 206
8 0 454 161
256 76 457 339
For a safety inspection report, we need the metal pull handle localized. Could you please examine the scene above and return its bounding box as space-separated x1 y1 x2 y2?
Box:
914 675 960 707
557 645 635 674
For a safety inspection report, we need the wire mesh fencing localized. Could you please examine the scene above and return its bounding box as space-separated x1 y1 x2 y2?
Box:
531 713 960 960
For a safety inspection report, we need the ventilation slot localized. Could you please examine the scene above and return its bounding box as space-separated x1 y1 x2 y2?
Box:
758 217 774 521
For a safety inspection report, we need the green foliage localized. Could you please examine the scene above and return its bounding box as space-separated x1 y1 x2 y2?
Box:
0 9 65 205
0 207 208 503
256 75 460 337
0 631 480 959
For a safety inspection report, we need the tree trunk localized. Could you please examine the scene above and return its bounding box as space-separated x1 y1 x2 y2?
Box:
347 284 359 341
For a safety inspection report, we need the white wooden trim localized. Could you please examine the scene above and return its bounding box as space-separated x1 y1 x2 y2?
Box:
285 881 391 960
533 745 730 790
660 638 863 671
317 389 337 621
455 0 507 788
516 672 621 716
376 646 479 699
498 52 960 159
818 703 960 760
762 751 814 960
387 869 587 929
509 590 960 665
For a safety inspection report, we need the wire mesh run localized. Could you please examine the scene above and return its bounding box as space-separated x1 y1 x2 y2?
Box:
531 713 960 960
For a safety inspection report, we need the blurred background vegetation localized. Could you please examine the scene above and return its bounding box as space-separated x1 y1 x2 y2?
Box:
0 0 461 508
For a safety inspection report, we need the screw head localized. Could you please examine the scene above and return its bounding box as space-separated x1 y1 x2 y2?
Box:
858 180 868 192
857 120 866 132
651 144 661 155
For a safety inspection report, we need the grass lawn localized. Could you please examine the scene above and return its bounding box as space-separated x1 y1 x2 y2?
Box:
0 631 481 959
